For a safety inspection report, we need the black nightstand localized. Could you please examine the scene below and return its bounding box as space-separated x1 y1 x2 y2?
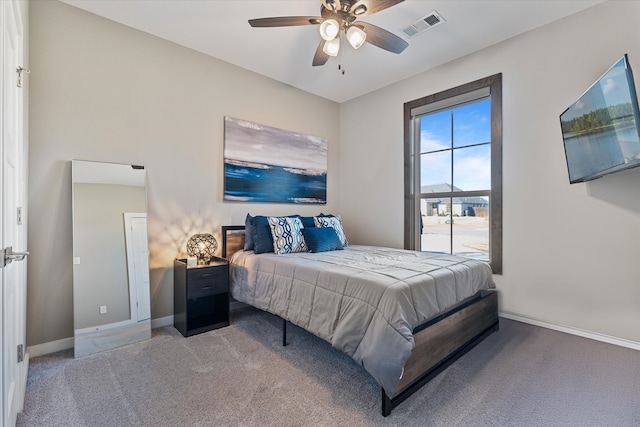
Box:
174 257 230 337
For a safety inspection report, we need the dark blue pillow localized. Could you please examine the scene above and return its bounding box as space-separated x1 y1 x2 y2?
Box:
301 227 343 253
299 216 316 228
244 214 254 251
252 215 274 254
252 215 308 254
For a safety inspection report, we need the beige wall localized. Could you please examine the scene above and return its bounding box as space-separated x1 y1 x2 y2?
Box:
27 0 340 346
340 1 640 344
28 0 640 349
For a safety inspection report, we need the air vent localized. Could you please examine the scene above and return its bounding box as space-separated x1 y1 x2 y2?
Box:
401 11 445 38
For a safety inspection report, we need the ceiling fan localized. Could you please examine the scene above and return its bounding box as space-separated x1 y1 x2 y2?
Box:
248 0 408 70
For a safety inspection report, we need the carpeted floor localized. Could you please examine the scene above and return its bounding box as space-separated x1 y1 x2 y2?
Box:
17 307 640 427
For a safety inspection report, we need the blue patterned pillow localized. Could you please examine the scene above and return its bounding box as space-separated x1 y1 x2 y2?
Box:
268 216 307 254
314 215 348 246
301 227 343 253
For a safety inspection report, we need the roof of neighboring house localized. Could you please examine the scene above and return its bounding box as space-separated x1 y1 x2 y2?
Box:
421 183 463 194
426 197 489 205
421 183 488 205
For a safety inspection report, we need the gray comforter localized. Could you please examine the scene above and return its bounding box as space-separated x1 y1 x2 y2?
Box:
229 245 495 395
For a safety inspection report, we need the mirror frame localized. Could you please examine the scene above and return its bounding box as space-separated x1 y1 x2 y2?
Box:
71 160 151 357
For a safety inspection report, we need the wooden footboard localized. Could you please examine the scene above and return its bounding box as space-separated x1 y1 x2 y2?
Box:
382 290 499 416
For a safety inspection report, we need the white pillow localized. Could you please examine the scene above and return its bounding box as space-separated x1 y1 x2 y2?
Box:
268 216 307 254
314 215 348 246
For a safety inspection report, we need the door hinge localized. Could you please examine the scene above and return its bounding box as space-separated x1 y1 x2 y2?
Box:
3 246 29 267
17 66 30 88
17 344 24 363
17 207 23 225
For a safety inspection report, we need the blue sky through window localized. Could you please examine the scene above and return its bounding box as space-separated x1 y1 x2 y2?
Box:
420 98 491 191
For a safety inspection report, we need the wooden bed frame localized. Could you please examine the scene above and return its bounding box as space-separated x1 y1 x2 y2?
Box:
221 225 499 416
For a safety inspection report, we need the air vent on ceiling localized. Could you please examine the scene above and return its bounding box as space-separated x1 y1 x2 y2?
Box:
401 11 445 38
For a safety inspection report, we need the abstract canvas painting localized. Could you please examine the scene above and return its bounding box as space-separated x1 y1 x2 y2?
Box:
223 117 327 204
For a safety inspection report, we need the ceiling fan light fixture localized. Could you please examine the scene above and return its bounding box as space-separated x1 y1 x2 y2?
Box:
352 5 367 15
319 19 340 40
248 0 408 70
322 0 339 12
346 26 366 49
323 37 340 56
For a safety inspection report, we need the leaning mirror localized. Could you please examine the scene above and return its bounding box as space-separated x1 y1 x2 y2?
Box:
72 160 151 358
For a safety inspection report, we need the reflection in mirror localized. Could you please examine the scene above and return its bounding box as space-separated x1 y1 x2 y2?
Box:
72 160 151 358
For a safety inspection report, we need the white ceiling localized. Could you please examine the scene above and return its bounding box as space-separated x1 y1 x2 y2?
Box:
60 0 604 103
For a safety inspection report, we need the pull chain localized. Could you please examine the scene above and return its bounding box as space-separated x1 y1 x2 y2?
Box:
338 30 345 75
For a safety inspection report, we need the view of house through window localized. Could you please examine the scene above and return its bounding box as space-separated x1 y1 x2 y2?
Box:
405 74 502 273
419 98 491 260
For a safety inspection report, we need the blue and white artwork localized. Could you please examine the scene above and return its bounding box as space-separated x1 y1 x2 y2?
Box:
223 117 327 204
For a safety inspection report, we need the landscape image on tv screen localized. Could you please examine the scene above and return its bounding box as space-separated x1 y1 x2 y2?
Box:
560 54 640 183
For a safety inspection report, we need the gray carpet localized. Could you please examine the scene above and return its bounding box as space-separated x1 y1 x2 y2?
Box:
17 307 640 427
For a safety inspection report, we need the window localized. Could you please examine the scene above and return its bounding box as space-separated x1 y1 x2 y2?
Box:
404 74 502 274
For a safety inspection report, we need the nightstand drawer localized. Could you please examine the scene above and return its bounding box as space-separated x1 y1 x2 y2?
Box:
188 279 228 299
187 266 228 284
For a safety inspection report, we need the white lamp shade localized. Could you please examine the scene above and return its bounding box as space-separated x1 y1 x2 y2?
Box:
323 37 340 56
346 26 366 49
319 19 340 41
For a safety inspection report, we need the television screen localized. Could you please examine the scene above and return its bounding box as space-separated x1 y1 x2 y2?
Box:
560 54 640 183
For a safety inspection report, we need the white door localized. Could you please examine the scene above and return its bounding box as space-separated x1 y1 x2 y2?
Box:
1 0 27 426
124 213 150 322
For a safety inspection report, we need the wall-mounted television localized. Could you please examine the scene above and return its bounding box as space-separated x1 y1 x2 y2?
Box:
560 54 640 184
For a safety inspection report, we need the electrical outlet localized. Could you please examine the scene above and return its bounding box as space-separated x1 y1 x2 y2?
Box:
99 305 107 314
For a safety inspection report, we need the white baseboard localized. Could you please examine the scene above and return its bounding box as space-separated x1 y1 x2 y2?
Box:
500 311 640 351
27 337 74 358
151 315 174 329
29 312 639 357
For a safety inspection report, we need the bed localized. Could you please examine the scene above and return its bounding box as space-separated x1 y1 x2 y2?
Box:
222 222 498 416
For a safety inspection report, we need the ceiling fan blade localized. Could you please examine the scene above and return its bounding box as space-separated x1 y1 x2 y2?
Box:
312 40 330 66
249 16 323 27
350 0 404 17
359 21 408 54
